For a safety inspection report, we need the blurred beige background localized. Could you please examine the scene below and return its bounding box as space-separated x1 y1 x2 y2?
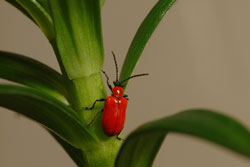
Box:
1 0 250 166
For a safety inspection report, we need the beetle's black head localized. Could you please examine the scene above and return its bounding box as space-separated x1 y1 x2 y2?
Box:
113 81 124 88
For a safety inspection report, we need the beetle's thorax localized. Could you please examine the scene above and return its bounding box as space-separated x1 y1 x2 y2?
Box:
112 86 124 98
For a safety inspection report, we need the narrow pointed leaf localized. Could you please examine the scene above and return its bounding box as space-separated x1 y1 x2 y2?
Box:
120 0 176 87
50 132 87 167
49 0 104 79
0 51 67 101
0 85 97 149
36 0 50 14
116 109 250 167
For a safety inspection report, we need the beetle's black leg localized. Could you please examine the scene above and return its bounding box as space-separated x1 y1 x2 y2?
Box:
116 132 125 141
116 136 123 140
88 109 103 127
84 98 105 110
123 94 129 100
102 70 113 92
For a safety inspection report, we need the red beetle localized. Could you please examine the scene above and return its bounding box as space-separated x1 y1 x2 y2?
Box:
84 52 148 139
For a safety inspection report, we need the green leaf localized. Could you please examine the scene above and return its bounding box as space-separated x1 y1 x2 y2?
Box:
50 132 87 167
116 109 250 167
120 0 176 87
49 0 104 79
0 51 67 101
15 0 54 40
36 0 50 14
0 84 97 150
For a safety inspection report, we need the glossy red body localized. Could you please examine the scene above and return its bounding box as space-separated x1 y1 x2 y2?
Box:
102 86 128 136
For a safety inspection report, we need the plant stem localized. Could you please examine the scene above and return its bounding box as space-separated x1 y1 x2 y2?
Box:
48 0 124 165
72 72 107 121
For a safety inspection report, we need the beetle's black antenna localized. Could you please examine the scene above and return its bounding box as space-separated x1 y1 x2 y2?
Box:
102 70 112 91
121 73 149 84
111 51 119 82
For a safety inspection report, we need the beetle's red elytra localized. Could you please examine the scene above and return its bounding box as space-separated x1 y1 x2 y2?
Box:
84 51 148 140
102 87 127 136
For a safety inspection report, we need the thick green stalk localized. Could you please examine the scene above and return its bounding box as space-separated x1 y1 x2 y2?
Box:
49 0 123 166
73 73 106 119
83 137 122 167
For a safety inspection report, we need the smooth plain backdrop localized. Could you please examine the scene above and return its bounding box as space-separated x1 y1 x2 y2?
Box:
1 0 250 166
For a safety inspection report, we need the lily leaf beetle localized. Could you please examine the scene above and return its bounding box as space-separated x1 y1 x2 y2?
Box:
84 51 148 140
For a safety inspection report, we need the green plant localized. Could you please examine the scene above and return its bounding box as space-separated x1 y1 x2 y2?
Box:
1 0 250 166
